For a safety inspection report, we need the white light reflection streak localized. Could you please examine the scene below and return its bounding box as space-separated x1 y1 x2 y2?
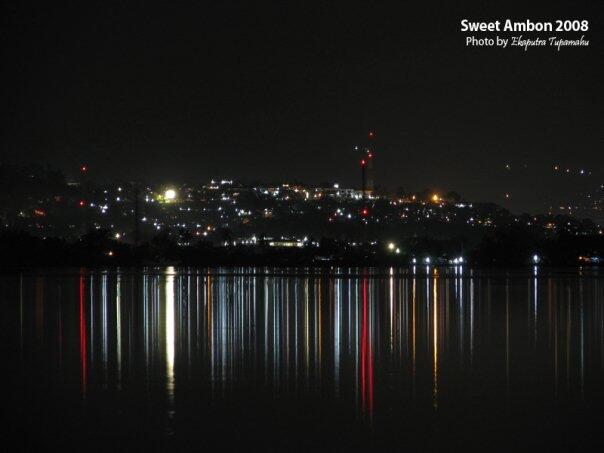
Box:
116 274 122 386
412 275 417 394
143 275 149 372
20 274 23 356
334 277 341 395
534 266 538 347
389 267 394 350
470 271 474 364
460 269 464 358
580 279 584 397
102 273 108 382
506 279 510 393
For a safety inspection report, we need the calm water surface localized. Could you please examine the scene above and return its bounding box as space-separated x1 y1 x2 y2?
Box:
3 267 604 450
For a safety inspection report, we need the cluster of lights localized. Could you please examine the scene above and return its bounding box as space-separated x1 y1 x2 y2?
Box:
387 242 401 254
31 160 599 249
409 257 434 265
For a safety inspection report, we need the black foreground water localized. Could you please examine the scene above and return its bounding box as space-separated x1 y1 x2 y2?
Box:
3 267 604 451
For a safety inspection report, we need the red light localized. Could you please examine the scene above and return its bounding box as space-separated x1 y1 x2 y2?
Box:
34 209 46 217
79 200 86 207
367 152 373 159
361 208 369 217
368 130 375 139
80 165 88 172
360 159 366 166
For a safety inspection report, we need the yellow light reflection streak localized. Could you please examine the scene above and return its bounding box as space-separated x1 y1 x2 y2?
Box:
166 267 175 403
433 271 439 410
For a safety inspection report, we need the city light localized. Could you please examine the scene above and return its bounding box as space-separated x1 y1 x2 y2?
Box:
164 189 177 201
4 160 599 268
532 254 540 264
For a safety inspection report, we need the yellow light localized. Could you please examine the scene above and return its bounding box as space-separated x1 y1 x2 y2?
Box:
165 267 175 401
432 194 439 202
164 188 177 201
388 242 395 251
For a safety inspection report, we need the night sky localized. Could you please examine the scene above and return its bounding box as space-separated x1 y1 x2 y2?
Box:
2 1 602 214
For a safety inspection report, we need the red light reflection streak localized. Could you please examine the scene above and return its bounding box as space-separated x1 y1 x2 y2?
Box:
361 281 366 410
79 274 87 397
360 277 374 422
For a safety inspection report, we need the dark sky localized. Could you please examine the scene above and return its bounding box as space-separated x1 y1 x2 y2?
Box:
2 1 602 213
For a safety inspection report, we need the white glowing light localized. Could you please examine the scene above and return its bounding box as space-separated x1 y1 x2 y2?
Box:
532 254 540 264
164 189 177 200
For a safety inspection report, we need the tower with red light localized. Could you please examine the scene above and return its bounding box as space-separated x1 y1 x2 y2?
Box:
78 164 90 234
359 131 375 199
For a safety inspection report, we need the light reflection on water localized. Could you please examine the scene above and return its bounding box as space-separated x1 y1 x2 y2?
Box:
6 266 604 448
